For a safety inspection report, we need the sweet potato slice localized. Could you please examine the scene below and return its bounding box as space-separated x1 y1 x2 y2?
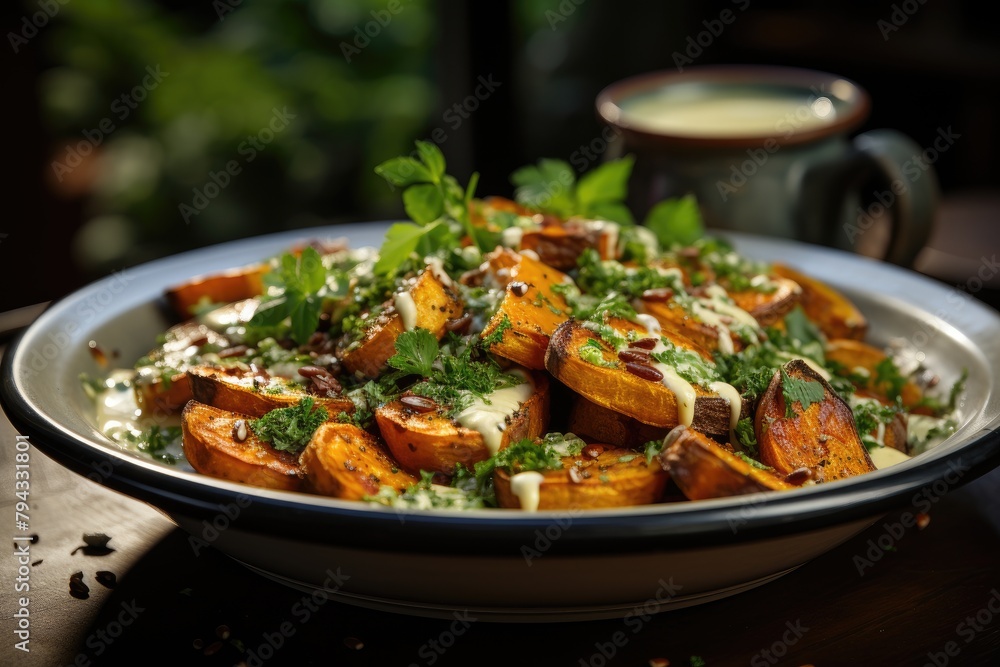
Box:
375 374 549 474
181 401 304 491
544 320 735 436
639 299 738 355
480 248 574 370
519 219 618 270
187 365 353 418
300 423 416 500
494 445 668 510
756 359 876 482
727 277 802 327
133 321 230 414
772 263 867 340
166 264 267 319
340 268 463 378
660 425 793 499
566 394 670 449
825 339 923 408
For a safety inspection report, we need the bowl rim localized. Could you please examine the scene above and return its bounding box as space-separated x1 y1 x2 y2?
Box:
3 225 999 556
595 64 871 150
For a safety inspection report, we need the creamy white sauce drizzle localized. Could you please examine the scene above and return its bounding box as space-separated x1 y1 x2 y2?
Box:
453 373 534 455
635 313 661 335
393 291 418 331
710 380 742 445
501 226 523 249
869 446 910 469
519 249 540 261
95 370 186 464
509 471 545 512
423 257 455 290
688 284 761 354
645 339 697 427
907 413 960 455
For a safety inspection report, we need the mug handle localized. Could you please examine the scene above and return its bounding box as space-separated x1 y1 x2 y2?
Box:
850 129 940 266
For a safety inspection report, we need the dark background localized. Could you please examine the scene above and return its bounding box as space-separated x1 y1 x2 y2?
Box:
3 0 999 312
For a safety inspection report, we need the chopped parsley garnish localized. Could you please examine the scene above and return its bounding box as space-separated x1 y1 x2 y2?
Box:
651 339 721 387
779 368 826 418
644 439 665 464
735 417 758 456
387 329 523 416
852 398 902 446
124 425 182 464
481 314 512 347
874 357 907 403
249 397 329 454
734 451 772 471
366 469 485 510
579 339 617 368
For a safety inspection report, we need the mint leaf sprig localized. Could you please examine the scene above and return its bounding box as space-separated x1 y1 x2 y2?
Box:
510 156 636 225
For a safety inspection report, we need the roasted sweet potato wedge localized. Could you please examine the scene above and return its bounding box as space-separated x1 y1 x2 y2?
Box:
825 339 923 408
519 219 618 270
340 268 463 378
772 263 867 340
545 320 736 436
727 277 802 327
660 425 793 499
187 365 353 418
166 264 268 319
638 299 740 355
566 394 670 449
494 445 668 510
756 359 876 482
133 321 231 414
300 423 417 500
181 401 304 491
376 373 549 474
480 248 573 370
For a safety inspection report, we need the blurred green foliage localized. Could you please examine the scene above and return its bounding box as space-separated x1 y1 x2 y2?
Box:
39 0 436 270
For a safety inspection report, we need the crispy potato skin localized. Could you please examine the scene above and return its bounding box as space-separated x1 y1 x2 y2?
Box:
661 426 792 500
494 446 668 510
825 339 924 409
340 269 463 378
187 365 353 418
480 249 573 370
166 264 267 319
756 360 876 482
181 401 304 491
544 320 733 435
567 394 670 449
772 263 867 340
300 423 416 500
376 374 549 474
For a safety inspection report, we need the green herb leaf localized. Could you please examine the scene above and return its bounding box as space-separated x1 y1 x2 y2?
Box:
735 417 758 455
403 183 445 224
643 439 665 464
510 159 576 217
780 368 826 417
481 314 511 348
585 200 635 226
576 156 634 210
874 357 907 403
387 329 439 377
645 194 704 247
374 157 433 187
415 140 446 182
249 397 329 454
374 222 441 275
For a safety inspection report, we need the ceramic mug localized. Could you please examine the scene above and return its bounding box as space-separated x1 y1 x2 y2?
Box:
596 65 939 266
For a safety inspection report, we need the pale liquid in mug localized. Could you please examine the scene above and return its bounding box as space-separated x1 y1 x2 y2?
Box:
621 90 837 138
